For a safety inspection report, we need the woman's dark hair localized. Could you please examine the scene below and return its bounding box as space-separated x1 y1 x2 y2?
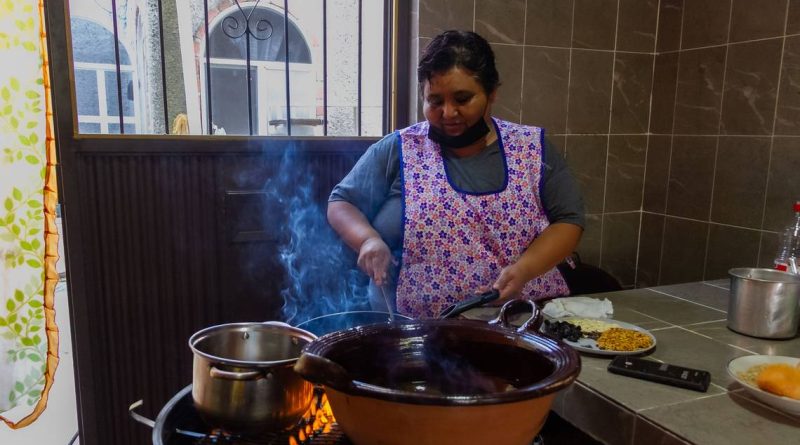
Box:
417 30 500 94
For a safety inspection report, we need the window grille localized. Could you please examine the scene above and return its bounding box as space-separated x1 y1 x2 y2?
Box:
67 0 392 136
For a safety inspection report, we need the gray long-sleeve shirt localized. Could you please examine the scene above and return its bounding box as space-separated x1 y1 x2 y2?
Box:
329 131 585 255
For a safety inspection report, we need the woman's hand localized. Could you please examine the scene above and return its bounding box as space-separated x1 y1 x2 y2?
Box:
493 262 530 301
358 237 392 285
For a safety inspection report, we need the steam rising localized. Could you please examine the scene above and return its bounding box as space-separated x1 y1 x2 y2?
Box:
266 150 370 324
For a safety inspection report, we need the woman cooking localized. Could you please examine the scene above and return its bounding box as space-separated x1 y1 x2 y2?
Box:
328 30 585 318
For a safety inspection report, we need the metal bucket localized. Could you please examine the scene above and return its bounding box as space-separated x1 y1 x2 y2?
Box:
727 268 800 339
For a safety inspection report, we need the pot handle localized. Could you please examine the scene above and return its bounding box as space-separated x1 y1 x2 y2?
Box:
294 353 353 390
128 400 155 429
488 299 543 334
209 366 263 380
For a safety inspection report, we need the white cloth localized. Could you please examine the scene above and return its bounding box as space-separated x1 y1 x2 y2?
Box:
542 297 614 319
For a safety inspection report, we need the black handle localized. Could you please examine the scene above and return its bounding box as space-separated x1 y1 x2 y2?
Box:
438 289 501 319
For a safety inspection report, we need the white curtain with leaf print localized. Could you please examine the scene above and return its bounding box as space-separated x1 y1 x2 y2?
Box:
0 0 60 429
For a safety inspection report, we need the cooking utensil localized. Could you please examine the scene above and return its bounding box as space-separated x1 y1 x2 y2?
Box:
295 310 411 337
438 289 500 318
727 268 800 339
379 284 395 321
294 299 581 445
188 321 317 433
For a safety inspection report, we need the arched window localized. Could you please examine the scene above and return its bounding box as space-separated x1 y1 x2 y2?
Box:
70 17 137 134
204 6 317 135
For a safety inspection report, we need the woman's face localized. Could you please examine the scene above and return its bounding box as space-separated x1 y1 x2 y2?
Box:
422 67 496 137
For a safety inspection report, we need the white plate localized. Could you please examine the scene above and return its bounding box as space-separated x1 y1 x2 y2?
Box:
544 317 656 356
727 355 800 416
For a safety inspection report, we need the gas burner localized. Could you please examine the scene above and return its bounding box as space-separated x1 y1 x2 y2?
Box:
131 385 350 445
131 385 544 445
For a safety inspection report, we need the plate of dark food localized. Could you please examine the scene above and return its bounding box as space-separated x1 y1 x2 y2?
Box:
541 317 656 356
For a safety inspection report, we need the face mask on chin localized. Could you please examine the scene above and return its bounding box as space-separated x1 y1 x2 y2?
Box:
427 117 491 149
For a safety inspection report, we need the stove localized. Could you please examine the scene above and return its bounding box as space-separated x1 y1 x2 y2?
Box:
134 385 544 445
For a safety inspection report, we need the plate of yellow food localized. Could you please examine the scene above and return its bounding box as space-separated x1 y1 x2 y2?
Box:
727 355 800 416
541 317 656 356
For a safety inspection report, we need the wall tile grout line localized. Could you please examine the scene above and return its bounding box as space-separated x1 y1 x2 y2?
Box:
519 0 528 124
641 210 781 233
657 0 687 285
702 0 736 281
563 0 577 159
757 0 793 265
598 0 623 269
636 0 664 287
654 31 800 55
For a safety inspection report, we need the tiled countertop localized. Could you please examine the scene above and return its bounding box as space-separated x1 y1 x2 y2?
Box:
553 280 800 445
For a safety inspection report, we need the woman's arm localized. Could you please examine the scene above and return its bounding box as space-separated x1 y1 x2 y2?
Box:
327 200 392 285
493 222 582 301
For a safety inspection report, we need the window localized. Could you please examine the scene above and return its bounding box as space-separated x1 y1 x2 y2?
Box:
67 0 390 136
71 17 137 134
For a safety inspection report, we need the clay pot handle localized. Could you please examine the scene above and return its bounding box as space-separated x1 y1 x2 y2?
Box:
488 299 543 333
294 353 354 390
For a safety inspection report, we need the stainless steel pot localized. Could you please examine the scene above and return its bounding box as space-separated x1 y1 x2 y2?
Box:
728 268 800 339
188 321 317 433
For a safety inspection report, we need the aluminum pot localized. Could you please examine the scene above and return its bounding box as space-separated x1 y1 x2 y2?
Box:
188 321 317 433
294 300 580 445
728 268 800 339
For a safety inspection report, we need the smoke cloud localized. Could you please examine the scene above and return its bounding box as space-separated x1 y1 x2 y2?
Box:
262 150 370 324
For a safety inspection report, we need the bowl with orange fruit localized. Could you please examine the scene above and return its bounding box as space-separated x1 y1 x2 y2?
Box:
727 355 800 416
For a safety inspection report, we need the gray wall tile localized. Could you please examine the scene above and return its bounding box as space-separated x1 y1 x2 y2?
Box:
545 134 566 158
681 0 732 49
578 213 603 266
659 217 708 285
789 0 800 34
611 53 654 134
616 0 658 52
763 137 800 231
720 39 783 135
418 0 475 38
572 0 618 50
521 47 570 133
566 135 608 213
637 212 665 287
475 0 525 44
667 136 717 220
711 136 770 228
567 50 614 133
759 231 780 268
730 0 788 42
674 47 726 134
657 0 684 53
602 212 641 286
775 36 800 135
643 135 672 213
606 135 647 212
525 0 574 47
650 53 680 134
705 224 761 279
492 44 524 123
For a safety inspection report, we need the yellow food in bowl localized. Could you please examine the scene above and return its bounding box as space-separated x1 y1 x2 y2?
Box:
596 327 653 351
755 363 800 400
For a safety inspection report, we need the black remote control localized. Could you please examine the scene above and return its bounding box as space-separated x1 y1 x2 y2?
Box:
607 356 711 392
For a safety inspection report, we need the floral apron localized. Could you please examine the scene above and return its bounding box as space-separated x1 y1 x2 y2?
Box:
395 118 569 318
